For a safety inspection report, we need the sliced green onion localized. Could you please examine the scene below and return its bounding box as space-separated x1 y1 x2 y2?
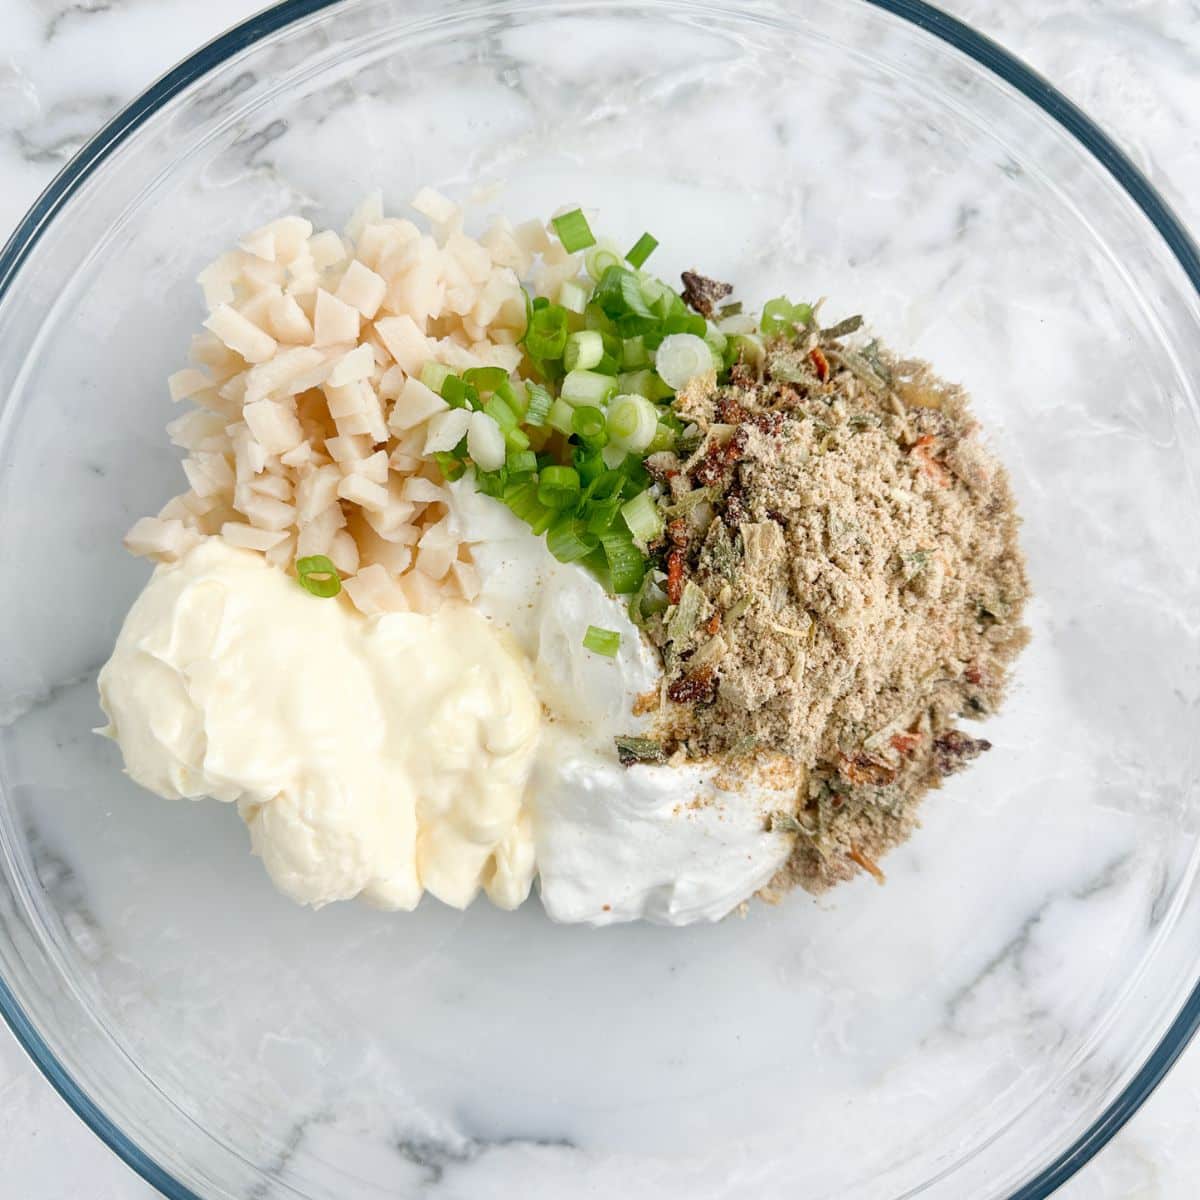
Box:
547 397 575 435
497 377 525 415
601 443 629 470
505 481 554 533
524 382 553 427
296 555 341 598
729 332 766 367
440 374 468 408
582 467 625 502
561 369 617 407
649 286 677 321
585 495 624 535
421 361 453 394
583 625 621 657
434 451 466 482
463 366 509 393
483 394 518 433
475 469 505 498
532 295 550 311
760 296 793 335
552 208 596 253
718 312 757 335
621 335 649 369
547 515 598 563
664 311 708 337
585 240 622 282
558 278 589 314
574 447 607 486
639 276 669 310
505 427 531 451
761 296 812 337
654 332 714 390
621 489 664 546
616 369 655 399
506 448 538 477
599 530 646 594
571 405 608 445
584 302 616 334
538 464 582 509
607 393 659 453
628 572 669 626
647 421 677 453
563 330 604 372
525 304 570 360
705 324 728 356
625 233 658 269
594 265 656 321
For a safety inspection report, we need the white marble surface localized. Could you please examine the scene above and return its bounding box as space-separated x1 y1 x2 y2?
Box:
1 1 1199 1198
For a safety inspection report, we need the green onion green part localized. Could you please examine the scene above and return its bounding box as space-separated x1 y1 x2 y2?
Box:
434 451 466 482
563 330 604 372
547 516 597 563
621 489 665 546
506 448 538 477
571 404 608 444
583 625 621 657
463 366 509 393
599 530 646 593
561 369 617 408
625 232 659 269
296 555 342 598
420 361 453 394
538 464 582 509
551 208 596 253
547 397 576 435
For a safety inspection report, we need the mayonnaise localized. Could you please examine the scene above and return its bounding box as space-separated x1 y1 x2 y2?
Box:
98 538 541 911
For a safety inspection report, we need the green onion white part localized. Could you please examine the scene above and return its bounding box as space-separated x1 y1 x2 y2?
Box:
607 394 658 453
654 333 715 390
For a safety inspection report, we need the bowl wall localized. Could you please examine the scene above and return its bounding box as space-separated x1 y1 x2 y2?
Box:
2 3 1200 1198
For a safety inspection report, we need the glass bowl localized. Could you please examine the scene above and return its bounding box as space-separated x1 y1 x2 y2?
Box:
2 1 1199 1197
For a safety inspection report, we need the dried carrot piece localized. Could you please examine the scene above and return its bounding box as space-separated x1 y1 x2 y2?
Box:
910 435 953 488
666 546 685 605
849 845 886 885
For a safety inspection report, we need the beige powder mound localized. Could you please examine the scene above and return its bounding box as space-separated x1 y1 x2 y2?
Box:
638 332 1030 895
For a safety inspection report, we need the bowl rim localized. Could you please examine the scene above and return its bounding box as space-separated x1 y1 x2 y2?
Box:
2 1 1199 1197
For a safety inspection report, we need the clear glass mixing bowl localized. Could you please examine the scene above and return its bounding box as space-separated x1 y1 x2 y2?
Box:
2 1 1199 1197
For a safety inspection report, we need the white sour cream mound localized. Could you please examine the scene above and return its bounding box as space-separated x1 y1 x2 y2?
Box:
448 479 794 926
98 539 540 911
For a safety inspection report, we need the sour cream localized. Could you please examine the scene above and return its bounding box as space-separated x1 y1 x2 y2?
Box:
98 538 540 911
448 480 794 926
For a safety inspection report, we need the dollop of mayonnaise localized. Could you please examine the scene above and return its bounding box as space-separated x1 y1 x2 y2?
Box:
98 538 540 912
448 479 795 926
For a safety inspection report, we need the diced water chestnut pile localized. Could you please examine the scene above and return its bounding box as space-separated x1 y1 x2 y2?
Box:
128 190 560 613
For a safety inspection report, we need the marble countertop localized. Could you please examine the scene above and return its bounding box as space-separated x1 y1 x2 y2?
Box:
1 1 1199 1197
